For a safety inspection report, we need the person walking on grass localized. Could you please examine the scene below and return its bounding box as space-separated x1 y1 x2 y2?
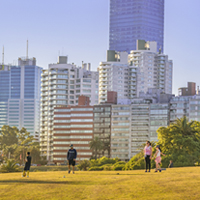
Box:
168 160 173 168
144 141 152 172
22 152 31 178
152 145 165 172
67 144 77 174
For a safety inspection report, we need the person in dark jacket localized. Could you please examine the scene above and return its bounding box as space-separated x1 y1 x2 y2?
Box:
22 152 31 178
168 160 173 168
67 144 77 174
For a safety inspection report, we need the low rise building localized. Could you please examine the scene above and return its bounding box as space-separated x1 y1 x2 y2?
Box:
178 82 196 96
53 104 93 164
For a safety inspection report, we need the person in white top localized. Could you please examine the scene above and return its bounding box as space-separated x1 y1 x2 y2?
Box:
152 145 165 172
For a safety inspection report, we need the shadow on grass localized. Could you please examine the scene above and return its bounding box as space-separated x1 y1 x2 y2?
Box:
0 180 93 185
98 173 152 176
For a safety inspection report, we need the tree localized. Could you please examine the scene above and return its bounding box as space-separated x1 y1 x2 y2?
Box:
157 116 200 167
102 142 110 158
89 137 104 160
28 143 41 163
0 125 18 149
2 144 18 159
17 127 34 164
124 142 156 170
0 125 43 164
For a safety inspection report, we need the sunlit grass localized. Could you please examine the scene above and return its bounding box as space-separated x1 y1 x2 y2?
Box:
0 167 200 200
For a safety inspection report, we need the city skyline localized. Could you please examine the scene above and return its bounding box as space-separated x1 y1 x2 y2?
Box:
1 0 200 95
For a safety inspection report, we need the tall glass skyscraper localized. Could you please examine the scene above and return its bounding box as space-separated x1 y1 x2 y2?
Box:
109 0 164 52
0 65 10 128
0 58 42 137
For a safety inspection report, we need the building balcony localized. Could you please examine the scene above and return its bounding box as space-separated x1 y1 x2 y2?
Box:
99 91 107 95
41 93 49 97
49 76 58 80
41 82 49 87
41 77 49 82
40 143 48 147
49 71 58 75
41 87 49 91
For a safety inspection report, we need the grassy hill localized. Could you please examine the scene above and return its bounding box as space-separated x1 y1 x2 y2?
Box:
0 167 200 200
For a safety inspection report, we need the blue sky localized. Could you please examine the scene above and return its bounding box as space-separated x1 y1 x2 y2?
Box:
0 0 200 94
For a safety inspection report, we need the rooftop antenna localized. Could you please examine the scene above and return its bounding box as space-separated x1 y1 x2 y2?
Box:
2 46 4 65
26 40 28 60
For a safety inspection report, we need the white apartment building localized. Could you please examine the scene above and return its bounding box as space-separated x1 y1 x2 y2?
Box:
40 56 98 161
98 51 137 104
99 41 172 104
129 40 173 96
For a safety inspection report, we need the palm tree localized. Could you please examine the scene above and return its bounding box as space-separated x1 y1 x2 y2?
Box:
0 159 20 173
89 137 103 160
156 116 200 166
2 144 17 159
103 142 111 158
172 116 196 136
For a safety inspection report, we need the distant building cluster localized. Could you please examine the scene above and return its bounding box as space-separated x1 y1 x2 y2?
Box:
0 0 197 163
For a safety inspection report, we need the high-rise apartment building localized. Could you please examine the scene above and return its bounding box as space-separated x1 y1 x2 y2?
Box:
0 58 42 137
130 99 150 156
111 105 131 161
99 44 173 104
109 0 164 53
129 40 173 95
110 89 172 158
98 51 137 104
93 105 112 158
40 56 98 161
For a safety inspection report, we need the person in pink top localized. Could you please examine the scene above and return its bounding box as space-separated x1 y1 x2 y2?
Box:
152 145 165 172
144 141 152 172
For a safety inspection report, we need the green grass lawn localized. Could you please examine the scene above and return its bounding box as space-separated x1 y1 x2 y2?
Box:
0 167 200 200
20 165 68 172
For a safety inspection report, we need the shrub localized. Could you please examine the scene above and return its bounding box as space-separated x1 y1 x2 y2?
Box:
102 164 113 171
51 168 59 171
88 166 104 171
194 162 200 166
0 159 20 173
113 161 126 166
77 160 91 171
90 157 120 167
113 164 125 171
